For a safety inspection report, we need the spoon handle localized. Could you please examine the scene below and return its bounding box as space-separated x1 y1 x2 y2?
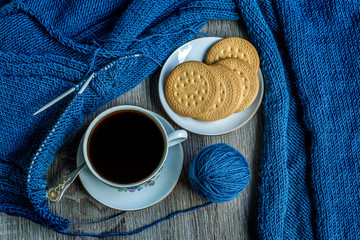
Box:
47 162 86 203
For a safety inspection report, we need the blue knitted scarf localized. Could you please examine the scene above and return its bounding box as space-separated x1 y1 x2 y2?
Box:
0 0 359 238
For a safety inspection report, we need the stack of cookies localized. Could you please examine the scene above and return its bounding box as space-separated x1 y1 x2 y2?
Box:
165 37 260 122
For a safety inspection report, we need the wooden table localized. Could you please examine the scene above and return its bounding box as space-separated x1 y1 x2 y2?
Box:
0 20 263 240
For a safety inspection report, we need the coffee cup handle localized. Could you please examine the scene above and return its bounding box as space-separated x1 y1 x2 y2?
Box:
167 130 188 147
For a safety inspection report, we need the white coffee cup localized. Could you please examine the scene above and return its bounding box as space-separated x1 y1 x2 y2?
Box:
82 105 187 191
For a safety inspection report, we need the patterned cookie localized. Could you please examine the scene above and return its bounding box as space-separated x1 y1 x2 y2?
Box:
195 64 243 122
165 61 220 117
216 58 258 112
205 37 260 71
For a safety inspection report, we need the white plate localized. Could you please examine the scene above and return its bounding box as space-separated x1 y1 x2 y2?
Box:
76 112 183 211
158 37 264 135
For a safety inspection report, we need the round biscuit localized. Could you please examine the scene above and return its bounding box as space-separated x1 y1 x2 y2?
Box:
165 61 220 117
195 64 243 122
216 58 259 112
205 37 260 71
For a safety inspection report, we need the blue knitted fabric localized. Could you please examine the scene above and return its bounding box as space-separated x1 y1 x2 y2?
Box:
1 0 359 238
246 1 360 239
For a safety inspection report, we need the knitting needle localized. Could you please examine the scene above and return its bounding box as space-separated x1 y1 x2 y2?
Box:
33 87 76 116
33 54 142 116
33 73 96 116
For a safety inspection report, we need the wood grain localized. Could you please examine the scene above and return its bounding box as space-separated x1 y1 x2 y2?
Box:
0 20 263 240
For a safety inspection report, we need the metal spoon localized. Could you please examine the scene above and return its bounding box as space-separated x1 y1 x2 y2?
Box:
47 162 86 202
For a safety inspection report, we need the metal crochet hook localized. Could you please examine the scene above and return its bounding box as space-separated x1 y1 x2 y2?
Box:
47 162 86 202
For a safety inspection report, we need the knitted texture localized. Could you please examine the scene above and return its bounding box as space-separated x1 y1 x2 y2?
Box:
235 0 360 239
1 0 360 238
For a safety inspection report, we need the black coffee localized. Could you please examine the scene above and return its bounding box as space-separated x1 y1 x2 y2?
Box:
88 110 165 184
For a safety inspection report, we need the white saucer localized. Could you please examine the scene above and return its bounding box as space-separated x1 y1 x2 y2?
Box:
76 112 184 211
158 37 264 135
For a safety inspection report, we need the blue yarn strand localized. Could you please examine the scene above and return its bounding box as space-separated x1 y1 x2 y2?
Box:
58 202 212 237
197 32 209 37
71 211 126 225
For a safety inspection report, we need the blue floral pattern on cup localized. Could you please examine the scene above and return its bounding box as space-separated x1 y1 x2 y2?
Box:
117 179 156 192
117 165 163 192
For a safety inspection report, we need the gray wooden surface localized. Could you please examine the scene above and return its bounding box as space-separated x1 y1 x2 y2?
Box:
0 20 263 240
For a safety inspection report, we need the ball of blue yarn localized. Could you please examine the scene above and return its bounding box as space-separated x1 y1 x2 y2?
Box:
189 143 250 203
